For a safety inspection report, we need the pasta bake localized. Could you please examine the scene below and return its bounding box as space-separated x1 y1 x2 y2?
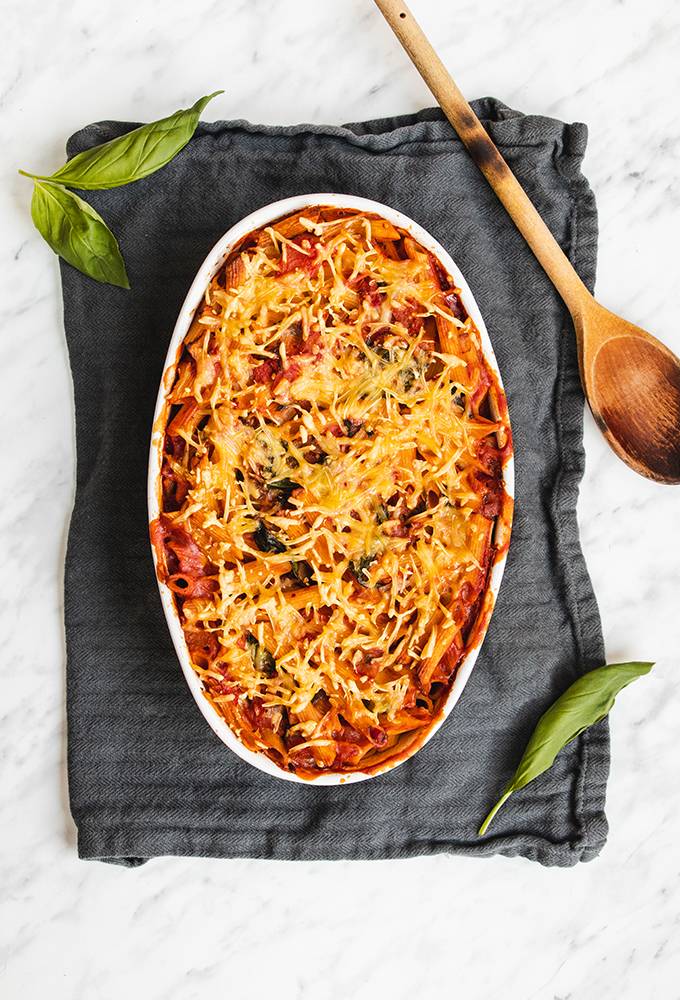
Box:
150 205 512 777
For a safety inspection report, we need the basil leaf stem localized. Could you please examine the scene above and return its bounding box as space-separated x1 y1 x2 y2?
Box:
478 661 653 836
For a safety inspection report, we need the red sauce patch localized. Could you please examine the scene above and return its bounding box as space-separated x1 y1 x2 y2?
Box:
351 273 383 308
277 361 302 385
392 299 423 336
150 516 218 598
475 471 504 520
476 439 503 478
428 253 452 291
443 289 467 322
368 726 388 748
470 364 492 407
278 235 321 275
252 358 281 385
161 458 188 511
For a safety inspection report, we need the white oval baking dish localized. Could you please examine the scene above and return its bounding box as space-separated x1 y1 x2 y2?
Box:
148 193 514 784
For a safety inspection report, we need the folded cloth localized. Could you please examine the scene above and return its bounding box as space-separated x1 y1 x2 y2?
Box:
62 99 606 867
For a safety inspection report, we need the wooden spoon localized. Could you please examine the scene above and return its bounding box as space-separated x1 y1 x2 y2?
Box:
373 0 680 484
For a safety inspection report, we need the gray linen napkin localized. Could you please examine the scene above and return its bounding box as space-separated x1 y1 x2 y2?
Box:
61 99 606 867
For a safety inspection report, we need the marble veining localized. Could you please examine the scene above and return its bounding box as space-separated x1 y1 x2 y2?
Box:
1 0 679 997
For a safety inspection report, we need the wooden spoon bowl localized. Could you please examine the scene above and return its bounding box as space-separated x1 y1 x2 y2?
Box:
374 0 680 484
580 307 680 483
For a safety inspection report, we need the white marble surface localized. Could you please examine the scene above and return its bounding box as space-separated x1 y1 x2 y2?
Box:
1 0 679 996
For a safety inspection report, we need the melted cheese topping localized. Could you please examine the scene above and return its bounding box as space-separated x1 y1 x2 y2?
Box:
152 207 511 777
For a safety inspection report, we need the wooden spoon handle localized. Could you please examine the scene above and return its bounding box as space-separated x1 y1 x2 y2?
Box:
373 0 591 318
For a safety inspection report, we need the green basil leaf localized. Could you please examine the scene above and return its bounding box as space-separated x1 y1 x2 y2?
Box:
349 553 377 586
254 520 287 554
478 661 653 836
268 478 301 493
245 632 277 677
31 181 129 288
267 478 302 503
290 559 313 585
44 91 222 190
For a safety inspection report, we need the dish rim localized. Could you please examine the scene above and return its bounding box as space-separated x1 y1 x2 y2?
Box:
147 192 514 785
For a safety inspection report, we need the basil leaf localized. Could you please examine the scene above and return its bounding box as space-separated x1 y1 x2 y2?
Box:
254 520 287 554
245 632 276 677
478 661 653 836
375 503 389 524
268 478 301 504
290 559 313 585
268 478 301 493
349 553 377 586
44 91 222 190
31 181 129 288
